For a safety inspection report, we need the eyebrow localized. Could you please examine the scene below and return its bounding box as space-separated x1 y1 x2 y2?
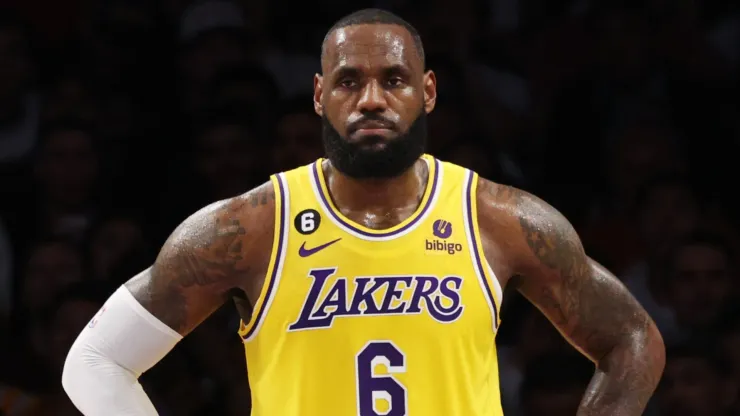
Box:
332 63 412 79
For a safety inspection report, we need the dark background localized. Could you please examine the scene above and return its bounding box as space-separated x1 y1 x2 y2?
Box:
0 0 738 415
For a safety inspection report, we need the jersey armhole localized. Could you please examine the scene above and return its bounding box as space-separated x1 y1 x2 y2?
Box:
238 173 290 342
462 170 503 331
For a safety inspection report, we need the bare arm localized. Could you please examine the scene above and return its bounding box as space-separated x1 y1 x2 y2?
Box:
125 182 275 335
478 180 665 415
62 183 274 415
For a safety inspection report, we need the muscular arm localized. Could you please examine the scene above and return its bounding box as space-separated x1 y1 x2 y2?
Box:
62 183 275 415
478 180 665 415
127 181 275 334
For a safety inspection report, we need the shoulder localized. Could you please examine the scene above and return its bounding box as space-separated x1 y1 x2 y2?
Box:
153 181 277 284
474 177 582 274
172 181 276 244
476 176 571 225
474 176 558 235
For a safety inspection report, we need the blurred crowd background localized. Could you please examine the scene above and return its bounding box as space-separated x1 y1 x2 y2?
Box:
0 0 738 415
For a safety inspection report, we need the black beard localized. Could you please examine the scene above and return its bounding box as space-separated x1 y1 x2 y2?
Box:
321 111 427 179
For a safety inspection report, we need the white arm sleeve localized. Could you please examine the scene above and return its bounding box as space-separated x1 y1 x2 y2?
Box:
62 286 183 415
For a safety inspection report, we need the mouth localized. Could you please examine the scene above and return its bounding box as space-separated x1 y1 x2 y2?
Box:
351 120 394 132
354 127 393 135
349 120 396 139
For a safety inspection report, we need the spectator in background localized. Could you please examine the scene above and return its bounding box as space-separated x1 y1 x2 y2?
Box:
272 95 323 172
543 5 671 204
621 176 700 344
13 120 101 248
209 64 281 133
12 239 84 333
1 278 99 416
78 0 168 96
190 113 262 201
157 112 264 234
23 282 111 416
658 344 736 416
0 11 39 167
426 98 470 156
86 214 149 283
178 1 249 115
580 121 688 275
662 234 736 343
497 305 573 414
634 176 699 260
446 140 500 180
518 352 594 416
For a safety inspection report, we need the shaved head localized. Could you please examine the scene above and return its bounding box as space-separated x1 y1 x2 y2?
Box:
321 8 425 70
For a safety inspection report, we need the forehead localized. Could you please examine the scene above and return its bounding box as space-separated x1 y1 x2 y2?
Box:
323 24 420 73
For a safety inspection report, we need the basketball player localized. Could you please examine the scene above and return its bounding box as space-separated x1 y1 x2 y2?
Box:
62 9 665 416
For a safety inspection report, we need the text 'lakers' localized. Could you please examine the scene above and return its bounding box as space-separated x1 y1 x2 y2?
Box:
288 268 465 331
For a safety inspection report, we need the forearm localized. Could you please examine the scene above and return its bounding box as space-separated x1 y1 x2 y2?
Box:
578 324 665 416
63 346 158 415
62 286 182 415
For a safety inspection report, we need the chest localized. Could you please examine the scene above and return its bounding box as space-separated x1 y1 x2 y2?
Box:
270 212 493 336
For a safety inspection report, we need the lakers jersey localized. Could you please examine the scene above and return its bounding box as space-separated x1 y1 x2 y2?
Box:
239 154 504 416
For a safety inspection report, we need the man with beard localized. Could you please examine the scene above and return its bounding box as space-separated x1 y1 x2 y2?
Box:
61 9 665 416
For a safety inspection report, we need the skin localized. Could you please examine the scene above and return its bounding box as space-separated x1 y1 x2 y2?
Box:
122 22 664 415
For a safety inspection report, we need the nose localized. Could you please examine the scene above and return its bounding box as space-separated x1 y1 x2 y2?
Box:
356 79 388 112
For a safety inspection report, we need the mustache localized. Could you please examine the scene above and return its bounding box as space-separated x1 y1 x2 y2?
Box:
346 114 397 134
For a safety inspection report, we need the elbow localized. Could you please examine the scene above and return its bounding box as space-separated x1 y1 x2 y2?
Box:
616 319 665 382
645 321 666 376
61 345 81 399
602 319 666 379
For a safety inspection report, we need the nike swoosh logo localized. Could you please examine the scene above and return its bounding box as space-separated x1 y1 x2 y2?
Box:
299 238 342 257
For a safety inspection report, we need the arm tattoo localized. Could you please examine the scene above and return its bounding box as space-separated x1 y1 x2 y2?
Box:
127 183 275 334
485 182 664 415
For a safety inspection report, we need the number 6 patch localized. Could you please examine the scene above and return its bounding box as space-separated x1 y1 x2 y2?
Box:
295 209 321 235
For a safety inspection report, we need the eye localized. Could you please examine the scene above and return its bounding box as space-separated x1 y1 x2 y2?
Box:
387 77 404 87
339 79 357 89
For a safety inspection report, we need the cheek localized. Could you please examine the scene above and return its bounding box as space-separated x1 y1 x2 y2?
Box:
324 101 353 133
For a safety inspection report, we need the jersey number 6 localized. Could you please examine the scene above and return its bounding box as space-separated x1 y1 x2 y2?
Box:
356 341 408 416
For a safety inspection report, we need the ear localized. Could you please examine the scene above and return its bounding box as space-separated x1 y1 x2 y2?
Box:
422 70 437 114
313 74 324 116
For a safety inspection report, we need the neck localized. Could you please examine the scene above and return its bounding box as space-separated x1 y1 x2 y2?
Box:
323 157 428 213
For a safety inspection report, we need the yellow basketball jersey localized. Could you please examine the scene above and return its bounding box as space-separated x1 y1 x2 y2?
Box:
239 154 504 416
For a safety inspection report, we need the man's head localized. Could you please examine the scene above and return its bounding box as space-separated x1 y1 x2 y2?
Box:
22 239 84 314
33 120 99 208
635 175 698 252
314 9 437 179
36 282 111 370
274 95 323 171
658 344 733 416
191 112 261 198
664 233 735 330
